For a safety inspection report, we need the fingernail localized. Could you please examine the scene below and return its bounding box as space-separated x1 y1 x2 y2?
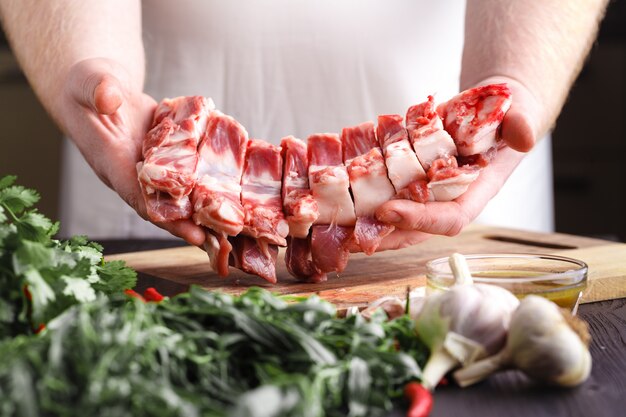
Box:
379 210 402 224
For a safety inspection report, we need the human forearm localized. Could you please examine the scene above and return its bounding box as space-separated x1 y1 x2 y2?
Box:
462 0 609 142
0 0 144 127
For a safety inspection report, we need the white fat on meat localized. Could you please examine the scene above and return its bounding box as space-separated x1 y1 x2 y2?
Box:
406 95 457 170
281 136 319 239
376 114 429 202
192 110 248 236
427 157 480 202
438 84 512 156
192 109 248 277
138 96 213 222
240 139 289 247
308 133 356 226
342 122 396 216
341 122 395 255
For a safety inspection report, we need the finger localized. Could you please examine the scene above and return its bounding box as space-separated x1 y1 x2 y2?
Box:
114 173 206 246
501 106 535 152
376 200 470 236
157 220 206 247
93 75 124 115
376 229 432 251
376 146 526 234
69 69 123 115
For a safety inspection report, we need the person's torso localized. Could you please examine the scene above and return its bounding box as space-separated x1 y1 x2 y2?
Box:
142 0 466 143
62 1 553 239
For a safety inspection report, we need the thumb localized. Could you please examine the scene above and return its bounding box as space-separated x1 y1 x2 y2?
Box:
68 62 124 115
500 97 536 153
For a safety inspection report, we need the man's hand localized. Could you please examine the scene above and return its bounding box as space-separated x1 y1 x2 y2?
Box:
374 77 537 249
60 58 206 246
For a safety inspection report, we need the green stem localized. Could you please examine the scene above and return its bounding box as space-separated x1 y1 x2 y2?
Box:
1 202 20 224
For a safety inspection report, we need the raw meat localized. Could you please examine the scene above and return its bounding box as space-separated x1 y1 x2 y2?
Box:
281 136 319 238
438 84 512 156
229 235 279 284
281 136 324 282
376 114 429 202
310 224 353 275
138 83 513 284
308 133 356 226
406 95 457 170
341 122 395 255
285 236 326 283
192 110 249 275
427 156 480 201
240 139 288 246
308 133 356 274
232 139 288 282
138 96 213 222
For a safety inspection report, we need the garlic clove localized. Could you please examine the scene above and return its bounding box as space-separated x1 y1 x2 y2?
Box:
454 295 592 387
507 295 592 386
415 280 519 389
449 252 474 286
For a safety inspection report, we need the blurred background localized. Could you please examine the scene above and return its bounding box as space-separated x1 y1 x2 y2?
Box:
0 1 625 241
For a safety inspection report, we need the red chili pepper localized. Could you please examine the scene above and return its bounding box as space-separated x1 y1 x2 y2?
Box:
34 323 46 334
23 285 32 301
124 289 145 301
143 287 164 302
404 382 433 417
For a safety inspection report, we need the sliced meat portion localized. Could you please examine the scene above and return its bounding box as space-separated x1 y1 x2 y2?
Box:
285 236 326 283
406 95 457 170
153 95 213 128
341 122 395 255
193 110 248 235
394 179 430 203
138 96 213 222
377 114 429 202
192 110 249 276
310 225 353 275
241 139 288 246
281 136 319 239
229 235 278 284
427 156 480 201
308 133 356 275
205 230 231 277
438 83 512 156
308 133 356 226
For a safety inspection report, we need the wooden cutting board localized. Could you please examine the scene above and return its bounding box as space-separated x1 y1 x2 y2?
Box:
106 225 626 309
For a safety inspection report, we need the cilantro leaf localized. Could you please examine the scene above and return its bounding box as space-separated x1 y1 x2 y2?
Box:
93 260 137 294
0 175 16 190
0 185 40 215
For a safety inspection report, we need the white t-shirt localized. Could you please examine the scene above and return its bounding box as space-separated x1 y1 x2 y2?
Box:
59 0 553 238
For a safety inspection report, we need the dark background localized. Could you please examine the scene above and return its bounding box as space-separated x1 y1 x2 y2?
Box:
1 1 625 241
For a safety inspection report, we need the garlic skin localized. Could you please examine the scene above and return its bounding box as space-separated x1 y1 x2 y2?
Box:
454 295 592 387
415 283 520 389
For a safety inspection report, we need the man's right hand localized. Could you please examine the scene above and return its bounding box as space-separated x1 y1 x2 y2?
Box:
60 58 206 246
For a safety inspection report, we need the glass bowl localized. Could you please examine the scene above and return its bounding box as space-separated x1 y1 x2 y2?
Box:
425 253 588 313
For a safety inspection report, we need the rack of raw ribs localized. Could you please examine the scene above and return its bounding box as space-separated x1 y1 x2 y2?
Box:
137 84 512 283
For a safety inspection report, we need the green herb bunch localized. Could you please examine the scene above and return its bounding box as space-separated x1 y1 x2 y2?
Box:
0 175 137 337
0 176 428 417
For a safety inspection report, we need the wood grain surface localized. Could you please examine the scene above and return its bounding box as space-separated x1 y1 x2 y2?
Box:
105 225 626 308
100 239 626 417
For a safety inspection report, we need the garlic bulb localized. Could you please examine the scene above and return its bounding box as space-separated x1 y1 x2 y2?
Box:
454 295 592 387
415 281 520 389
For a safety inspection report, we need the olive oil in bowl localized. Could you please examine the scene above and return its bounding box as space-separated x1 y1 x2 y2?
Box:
426 254 588 312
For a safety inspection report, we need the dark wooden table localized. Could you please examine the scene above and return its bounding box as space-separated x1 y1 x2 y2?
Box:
102 240 626 417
